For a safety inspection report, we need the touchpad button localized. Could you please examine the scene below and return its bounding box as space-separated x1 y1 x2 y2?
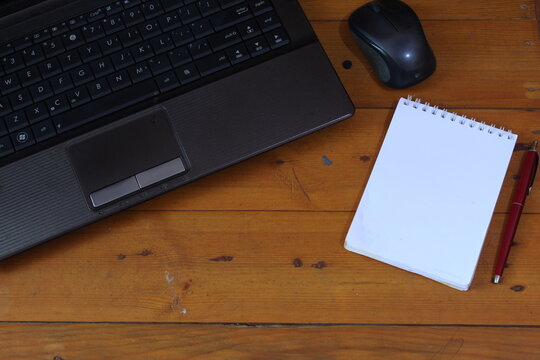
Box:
67 107 187 209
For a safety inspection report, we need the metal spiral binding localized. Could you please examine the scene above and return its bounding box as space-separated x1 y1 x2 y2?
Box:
403 95 515 140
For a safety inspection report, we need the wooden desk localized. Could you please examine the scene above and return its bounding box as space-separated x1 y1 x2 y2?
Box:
1 1 539 358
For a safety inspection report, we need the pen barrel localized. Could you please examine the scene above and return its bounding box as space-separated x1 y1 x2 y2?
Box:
494 203 523 276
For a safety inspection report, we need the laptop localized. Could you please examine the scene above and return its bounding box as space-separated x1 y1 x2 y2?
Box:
0 0 354 259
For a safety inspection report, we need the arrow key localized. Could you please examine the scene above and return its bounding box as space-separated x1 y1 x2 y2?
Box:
226 43 250 64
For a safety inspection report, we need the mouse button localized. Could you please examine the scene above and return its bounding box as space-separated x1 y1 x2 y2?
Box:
369 2 381 12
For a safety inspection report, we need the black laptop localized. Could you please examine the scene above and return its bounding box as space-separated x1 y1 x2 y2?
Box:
0 0 354 259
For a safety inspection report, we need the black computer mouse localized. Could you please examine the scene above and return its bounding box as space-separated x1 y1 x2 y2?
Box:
349 0 436 89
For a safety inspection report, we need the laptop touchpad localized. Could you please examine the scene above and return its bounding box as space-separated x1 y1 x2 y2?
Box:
67 107 187 209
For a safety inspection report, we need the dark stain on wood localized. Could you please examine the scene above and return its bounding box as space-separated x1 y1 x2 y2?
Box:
117 254 127 260
311 261 327 269
511 285 525 292
512 174 521 180
359 155 371 162
183 279 193 291
512 241 519 246
342 60 353 69
137 249 153 256
532 130 540 134
293 258 303 267
514 143 530 151
209 255 234 262
275 159 286 165
322 155 334 166
53 356 64 360
504 263 510 268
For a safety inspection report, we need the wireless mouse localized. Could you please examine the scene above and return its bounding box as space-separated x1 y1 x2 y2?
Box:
349 0 436 89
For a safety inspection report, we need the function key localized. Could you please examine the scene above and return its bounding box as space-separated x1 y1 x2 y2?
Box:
68 15 87 30
0 43 14 57
257 11 280 32
105 1 124 15
249 0 272 15
13 36 33 50
122 0 141 9
32 29 51 43
87 8 106 22
50 22 69 37
161 0 184 12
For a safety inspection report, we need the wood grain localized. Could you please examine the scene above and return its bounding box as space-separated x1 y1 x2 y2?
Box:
1 324 539 360
134 109 540 213
299 0 537 20
0 211 538 324
314 20 540 108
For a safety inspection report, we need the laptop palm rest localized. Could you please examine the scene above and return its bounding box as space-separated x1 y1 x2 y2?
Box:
67 107 187 209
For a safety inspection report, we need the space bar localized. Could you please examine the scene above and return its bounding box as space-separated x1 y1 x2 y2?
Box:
53 80 160 134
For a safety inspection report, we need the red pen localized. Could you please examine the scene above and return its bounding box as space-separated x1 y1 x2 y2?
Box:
493 140 539 284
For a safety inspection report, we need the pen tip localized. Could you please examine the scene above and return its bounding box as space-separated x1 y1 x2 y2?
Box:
492 275 501 284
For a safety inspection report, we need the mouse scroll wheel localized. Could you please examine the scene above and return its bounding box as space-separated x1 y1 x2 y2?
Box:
369 3 381 12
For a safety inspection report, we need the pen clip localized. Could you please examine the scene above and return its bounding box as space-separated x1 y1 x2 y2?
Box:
528 152 539 195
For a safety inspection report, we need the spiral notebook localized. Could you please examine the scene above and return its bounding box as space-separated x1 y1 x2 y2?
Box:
345 97 517 290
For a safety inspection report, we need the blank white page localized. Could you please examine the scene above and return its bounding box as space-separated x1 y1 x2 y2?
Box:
345 97 517 290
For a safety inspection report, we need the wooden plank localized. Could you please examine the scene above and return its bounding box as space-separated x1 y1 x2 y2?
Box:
310 20 540 108
0 211 538 324
299 0 537 20
1 323 539 360
135 109 540 212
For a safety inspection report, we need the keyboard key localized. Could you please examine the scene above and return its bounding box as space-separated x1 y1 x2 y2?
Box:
13 36 33 51
67 87 91 107
265 28 289 49
238 19 260 39
2 53 25 73
47 94 70 115
188 39 211 59
105 1 124 15
249 0 272 15
67 15 87 30
50 23 69 37
70 65 94 86
148 55 172 75
162 0 185 12
32 119 56 142
39 58 62 79
42 38 65 58
218 0 244 9
196 52 230 76
99 35 123 55
9 89 32 110
171 27 194 47
245 35 269 56
168 46 191 67
226 43 249 64
31 29 51 43
127 62 152 83
0 43 14 57
0 119 6 136
190 19 214 39
209 27 241 51
0 98 12 117
111 50 135 69
122 0 141 9
211 4 252 31
107 70 131 90
151 34 174 54
0 74 21 95
257 11 280 32
59 50 83 70
175 63 200 84
87 8 106 22
11 127 35 151
119 28 142 47
22 45 45 65
51 74 74 94
141 1 164 18
53 79 159 133
178 4 201 23
197 0 221 16
62 30 85 50
139 21 162 40
18 66 42 86
79 43 102 63
26 102 50 123
82 22 106 42
30 81 54 102
87 79 112 99
4 111 28 132
131 42 154 61
91 57 115 77
102 16 125 35
0 136 14 158
122 8 145 27
159 12 183 32
155 71 180 92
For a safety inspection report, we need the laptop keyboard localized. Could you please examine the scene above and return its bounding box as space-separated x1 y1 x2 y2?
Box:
0 0 290 160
